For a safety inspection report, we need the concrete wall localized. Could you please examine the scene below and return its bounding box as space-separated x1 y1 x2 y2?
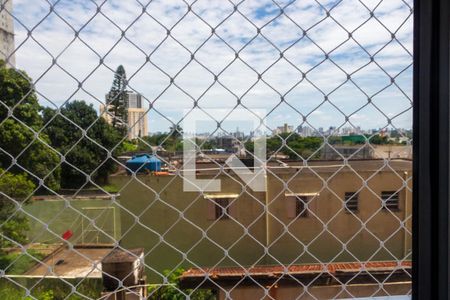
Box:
110 161 412 281
217 282 411 300
267 166 411 263
0 0 15 66
113 174 267 281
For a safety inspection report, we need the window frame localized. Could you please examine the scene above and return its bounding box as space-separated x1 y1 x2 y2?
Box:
204 194 238 221
413 0 450 298
285 193 318 219
344 192 359 212
381 191 400 211
295 195 310 218
214 198 231 220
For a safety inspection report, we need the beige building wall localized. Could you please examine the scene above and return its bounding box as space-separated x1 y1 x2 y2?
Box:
127 107 148 139
266 164 412 263
99 104 113 124
99 104 148 139
0 0 15 67
110 160 412 282
217 282 411 300
112 173 267 281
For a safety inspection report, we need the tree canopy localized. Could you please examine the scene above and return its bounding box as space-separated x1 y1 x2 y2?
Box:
245 133 322 159
0 60 60 191
43 100 124 188
0 170 35 248
106 65 128 128
148 268 214 300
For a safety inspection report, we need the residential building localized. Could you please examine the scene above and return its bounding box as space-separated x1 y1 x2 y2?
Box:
298 125 313 137
111 159 412 283
0 0 15 67
215 135 235 151
273 123 294 135
126 107 148 139
100 91 148 140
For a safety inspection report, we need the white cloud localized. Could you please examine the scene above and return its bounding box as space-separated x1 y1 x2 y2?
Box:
11 0 413 132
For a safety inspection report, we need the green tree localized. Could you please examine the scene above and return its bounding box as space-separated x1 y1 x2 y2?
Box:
43 101 123 188
244 134 323 160
0 170 35 248
367 134 391 145
0 60 60 191
137 126 184 153
148 268 215 300
106 65 128 128
169 124 183 140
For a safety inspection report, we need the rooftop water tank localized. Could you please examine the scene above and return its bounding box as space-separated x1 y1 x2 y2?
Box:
126 154 161 173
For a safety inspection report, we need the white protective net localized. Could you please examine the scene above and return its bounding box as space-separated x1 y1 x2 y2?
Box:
0 0 412 299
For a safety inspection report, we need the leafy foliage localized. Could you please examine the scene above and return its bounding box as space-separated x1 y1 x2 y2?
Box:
0 249 45 275
245 133 322 159
169 124 183 140
43 100 123 188
0 278 102 300
137 133 183 153
106 65 128 128
148 268 215 300
0 60 60 191
0 170 35 248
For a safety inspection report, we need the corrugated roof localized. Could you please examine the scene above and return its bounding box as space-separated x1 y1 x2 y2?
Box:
181 261 412 279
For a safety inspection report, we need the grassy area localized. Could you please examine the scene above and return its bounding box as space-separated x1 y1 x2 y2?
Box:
0 278 102 300
0 249 45 275
24 199 121 244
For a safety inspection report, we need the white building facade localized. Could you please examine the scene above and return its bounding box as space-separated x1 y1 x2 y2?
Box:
0 0 15 67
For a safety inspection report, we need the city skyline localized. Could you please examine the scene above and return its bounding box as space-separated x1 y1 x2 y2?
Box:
11 0 412 133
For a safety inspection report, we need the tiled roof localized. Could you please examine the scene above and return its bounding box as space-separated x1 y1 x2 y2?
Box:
181 261 412 279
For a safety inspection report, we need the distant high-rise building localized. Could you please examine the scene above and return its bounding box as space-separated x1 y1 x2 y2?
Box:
100 91 148 140
0 0 15 67
126 92 142 108
273 123 293 135
299 126 313 137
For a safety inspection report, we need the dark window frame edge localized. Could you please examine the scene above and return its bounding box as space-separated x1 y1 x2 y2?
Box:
413 0 450 298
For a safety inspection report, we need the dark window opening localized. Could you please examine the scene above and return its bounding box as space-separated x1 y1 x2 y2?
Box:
381 191 399 210
295 196 309 218
345 192 359 212
215 198 230 220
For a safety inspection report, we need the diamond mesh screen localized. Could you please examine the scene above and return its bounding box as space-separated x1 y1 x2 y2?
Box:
0 0 412 299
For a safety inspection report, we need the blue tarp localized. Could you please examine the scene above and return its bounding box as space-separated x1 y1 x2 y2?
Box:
126 154 162 173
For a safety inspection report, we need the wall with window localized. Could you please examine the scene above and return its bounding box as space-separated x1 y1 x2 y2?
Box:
112 173 267 281
111 160 412 281
266 161 412 263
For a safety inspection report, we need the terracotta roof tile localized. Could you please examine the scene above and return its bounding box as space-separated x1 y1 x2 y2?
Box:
181 261 412 279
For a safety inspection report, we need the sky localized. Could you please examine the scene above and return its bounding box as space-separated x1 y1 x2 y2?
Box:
10 0 413 134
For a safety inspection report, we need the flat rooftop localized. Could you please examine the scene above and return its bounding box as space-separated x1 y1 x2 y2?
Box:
25 245 113 278
191 159 412 174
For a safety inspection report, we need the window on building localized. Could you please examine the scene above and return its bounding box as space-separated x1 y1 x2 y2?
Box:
215 198 230 220
286 193 316 219
345 192 359 212
205 194 238 221
381 191 400 210
296 196 310 217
